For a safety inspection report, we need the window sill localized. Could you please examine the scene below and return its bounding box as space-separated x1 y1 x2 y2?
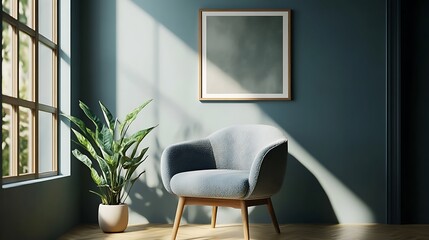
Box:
2 174 70 189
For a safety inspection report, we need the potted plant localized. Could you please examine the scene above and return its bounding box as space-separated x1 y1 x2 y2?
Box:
63 99 157 233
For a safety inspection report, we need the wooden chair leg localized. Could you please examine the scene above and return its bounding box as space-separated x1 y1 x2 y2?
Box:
171 197 186 240
266 198 280 234
240 201 250 240
211 206 218 228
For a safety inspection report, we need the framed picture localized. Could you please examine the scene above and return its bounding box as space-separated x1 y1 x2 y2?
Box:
199 9 291 101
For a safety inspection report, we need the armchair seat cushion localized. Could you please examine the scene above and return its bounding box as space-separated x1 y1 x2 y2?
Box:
170 169 250 199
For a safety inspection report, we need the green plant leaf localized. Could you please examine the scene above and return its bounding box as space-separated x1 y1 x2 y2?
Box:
73 136 109 183
61 114 89 138
71 149 92 169
66 99 157 205
119 99 152 137
90 168 102 185
71 129 99 160
79 101 102 133
123 149 148 169
121 126 156 154
97 125 114 156
85 127 97 143
63 112 101 158
134 147 149 163
89 190 108 205
99 101 115 132
95 155 110 179
125 156 148 180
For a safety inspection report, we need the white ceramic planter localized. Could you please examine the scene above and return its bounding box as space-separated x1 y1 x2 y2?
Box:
98 204 129 233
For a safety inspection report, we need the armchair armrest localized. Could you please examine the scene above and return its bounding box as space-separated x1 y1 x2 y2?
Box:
161 139 216 193
246 140 288 199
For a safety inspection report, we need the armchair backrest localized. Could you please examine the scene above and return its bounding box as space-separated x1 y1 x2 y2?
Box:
161 124 288 199
208 124 286 170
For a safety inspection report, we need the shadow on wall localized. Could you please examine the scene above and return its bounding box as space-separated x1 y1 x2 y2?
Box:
128 136 177 223
251 154 338 224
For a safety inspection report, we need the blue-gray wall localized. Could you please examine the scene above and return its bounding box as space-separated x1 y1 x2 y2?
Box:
77 0 388 224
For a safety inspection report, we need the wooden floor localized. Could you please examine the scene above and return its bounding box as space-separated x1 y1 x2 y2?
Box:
59 223 429 240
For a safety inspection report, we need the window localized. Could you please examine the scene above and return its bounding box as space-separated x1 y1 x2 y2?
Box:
2 0 58 183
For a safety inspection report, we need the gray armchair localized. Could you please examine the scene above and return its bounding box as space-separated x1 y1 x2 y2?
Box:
161 124 288 240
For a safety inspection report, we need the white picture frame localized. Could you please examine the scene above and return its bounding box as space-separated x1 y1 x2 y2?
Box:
199 9 291 101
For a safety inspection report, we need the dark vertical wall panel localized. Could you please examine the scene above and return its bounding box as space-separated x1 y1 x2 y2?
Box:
401 0 429 224
77 0 117 223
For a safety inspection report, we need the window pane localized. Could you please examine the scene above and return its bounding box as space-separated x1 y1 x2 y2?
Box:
38 111 53 173
19 106 33 174
19 0 33 28
19 31 33 101
2 0 12 15
2 21 13 96
39 0 53 40
38 42 53 106
2 104 13 177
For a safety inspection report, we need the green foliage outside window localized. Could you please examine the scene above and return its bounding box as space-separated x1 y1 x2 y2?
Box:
2 0 31 176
